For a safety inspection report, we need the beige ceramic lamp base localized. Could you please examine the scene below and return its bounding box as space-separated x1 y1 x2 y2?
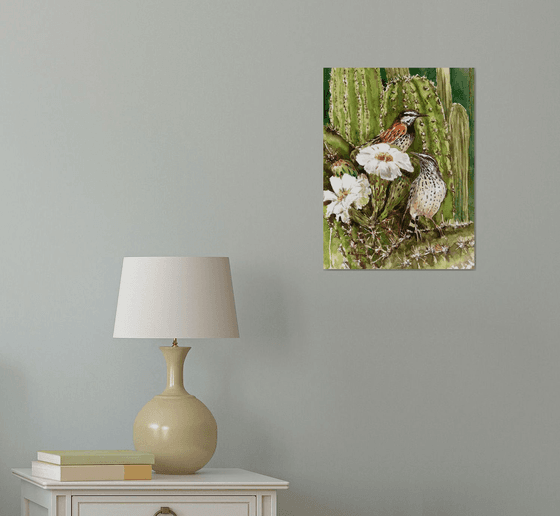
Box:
133 346 217 474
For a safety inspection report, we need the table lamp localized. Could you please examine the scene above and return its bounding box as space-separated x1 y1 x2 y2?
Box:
113 257 239 474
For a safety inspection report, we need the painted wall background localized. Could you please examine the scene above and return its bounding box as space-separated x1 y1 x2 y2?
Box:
1 1 559 515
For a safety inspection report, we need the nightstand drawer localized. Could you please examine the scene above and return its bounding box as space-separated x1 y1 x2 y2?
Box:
72 496 256 516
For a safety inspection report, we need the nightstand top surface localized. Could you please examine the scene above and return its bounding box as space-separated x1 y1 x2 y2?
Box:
12 467 289 491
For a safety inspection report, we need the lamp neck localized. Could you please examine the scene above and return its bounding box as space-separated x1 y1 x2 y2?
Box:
160 346 191 395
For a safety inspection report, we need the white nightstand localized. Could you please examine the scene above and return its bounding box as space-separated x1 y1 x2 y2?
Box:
12 467 289 516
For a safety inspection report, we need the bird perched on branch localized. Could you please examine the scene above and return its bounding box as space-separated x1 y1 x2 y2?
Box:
404 152 447 240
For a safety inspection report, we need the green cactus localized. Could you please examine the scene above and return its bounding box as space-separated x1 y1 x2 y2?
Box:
331 159 358 178
326 213 387 269
332 219 362 269
449 103 470 222
324 210 345 269
436 68 452 120
323 126 352 188
328 68 383 147
377 224 475 269
380 75 454 222
368 174 390 218
323 126 352 161
377 174 415 221
324 208 370 270
385 68 410 80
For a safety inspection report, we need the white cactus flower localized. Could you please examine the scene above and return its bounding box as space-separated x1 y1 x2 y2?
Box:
323 174 363 224
355 143 414 181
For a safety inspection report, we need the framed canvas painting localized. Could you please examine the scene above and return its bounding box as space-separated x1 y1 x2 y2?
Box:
323 68 474 270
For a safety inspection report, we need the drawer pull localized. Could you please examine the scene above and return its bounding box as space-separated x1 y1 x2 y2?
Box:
154 508 177 516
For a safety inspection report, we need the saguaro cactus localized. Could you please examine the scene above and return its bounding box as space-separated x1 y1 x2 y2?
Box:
385 68 410 80
449 103 470 222
328 68 383 147
436 67 452 119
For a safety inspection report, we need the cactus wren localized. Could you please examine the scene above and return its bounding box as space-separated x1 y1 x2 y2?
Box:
405 152 447 240
356 110 425 154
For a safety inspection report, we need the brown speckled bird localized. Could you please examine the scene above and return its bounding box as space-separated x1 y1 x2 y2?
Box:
405 152 447 240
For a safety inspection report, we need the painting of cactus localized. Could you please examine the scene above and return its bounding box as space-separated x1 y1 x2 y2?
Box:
323 68 475 270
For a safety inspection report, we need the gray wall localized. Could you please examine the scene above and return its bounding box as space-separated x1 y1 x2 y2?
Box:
1 0 559 514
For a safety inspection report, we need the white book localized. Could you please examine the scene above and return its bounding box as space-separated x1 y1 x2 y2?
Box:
31 461 152 481
37 449 155 465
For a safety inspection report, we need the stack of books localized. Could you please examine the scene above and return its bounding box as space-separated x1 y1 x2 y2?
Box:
31 450 155 481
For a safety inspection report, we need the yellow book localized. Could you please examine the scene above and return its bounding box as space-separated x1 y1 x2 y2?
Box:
124 464 153 480
31 461 152 481
37 450 155 466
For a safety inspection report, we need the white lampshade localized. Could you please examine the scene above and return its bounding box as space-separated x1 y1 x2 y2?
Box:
113 257 239 339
